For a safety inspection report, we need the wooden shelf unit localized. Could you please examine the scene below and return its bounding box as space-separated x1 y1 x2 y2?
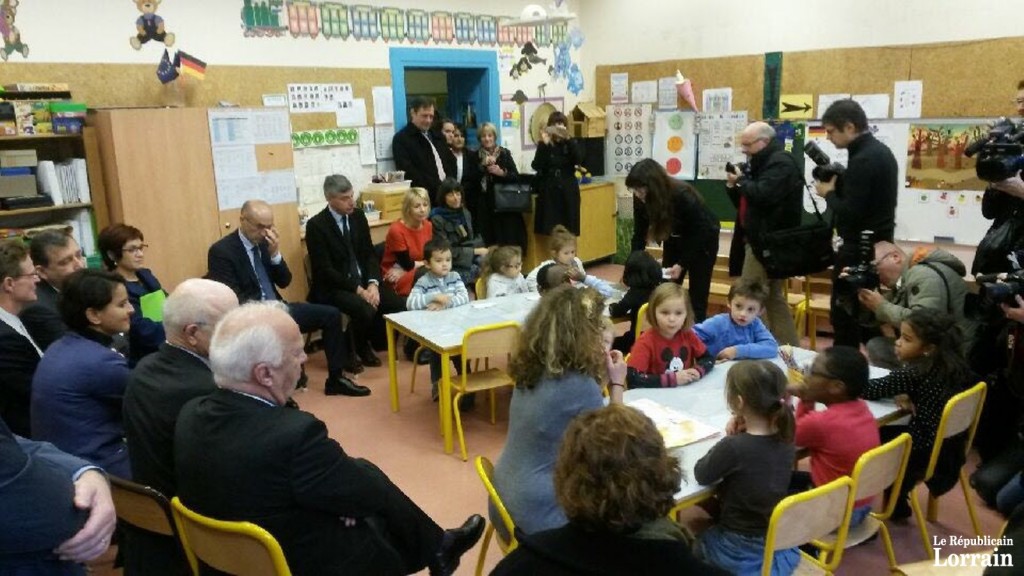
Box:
0 202 91 216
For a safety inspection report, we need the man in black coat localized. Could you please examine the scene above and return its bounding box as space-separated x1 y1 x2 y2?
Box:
393 96 456 197
19 229 87 351
120 279 238 576
814 99 898 347
0 239 45 437
306 175 406 362
174 303 484 576
206 199 368 396
725 121 803 346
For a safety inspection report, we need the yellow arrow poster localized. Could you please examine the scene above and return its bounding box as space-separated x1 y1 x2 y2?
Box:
778 94 814 119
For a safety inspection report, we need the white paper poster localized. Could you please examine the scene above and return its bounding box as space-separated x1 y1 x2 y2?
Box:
372 86 394 125
852 94 891 119
605 104 652 176
357 126 377 165
214 176 261 212
261 170 298 205
652 111 697 180
209 110 254 146
610 72 629 104
287 83 354 114
817 94 851 118
374 124 395 160
251 109 291 144
695 111 748 180
657 77 678 110
893 81 923 119
631 80 657 104
702 88 733 113
336 98 368 127
212 146 258 181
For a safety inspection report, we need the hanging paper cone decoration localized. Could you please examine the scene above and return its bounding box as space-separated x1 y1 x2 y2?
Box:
675 70 698 112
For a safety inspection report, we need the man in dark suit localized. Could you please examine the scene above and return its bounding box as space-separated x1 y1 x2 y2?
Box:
393 96 456 197
1 415 117 574
206 199 369 397
306 175 406 363
19 228 86 351
0 239 45 438
121 279 238 576
174 303 484 576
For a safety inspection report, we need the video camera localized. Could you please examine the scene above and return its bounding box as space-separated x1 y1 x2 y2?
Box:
977 251 1024 306
804 141 846 184
964 117 1024 182
725 161 750 177
834 230 880 318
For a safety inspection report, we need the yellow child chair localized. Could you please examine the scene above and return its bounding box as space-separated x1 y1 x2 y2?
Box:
813 433 913 572
453 321 520 461
475 276 487 299
635 302 649 342
170 496 292 576
474 456 519 575
762 476 856 576
908 381 988 554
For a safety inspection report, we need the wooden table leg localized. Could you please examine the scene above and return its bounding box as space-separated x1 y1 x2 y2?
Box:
386 320 399 412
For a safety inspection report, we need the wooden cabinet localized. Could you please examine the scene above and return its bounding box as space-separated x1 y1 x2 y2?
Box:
524 180 617 269
89 108 308 300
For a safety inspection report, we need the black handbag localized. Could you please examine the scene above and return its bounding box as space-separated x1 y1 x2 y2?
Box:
759 191 834 279
974 213 1024 275
493 182 532 213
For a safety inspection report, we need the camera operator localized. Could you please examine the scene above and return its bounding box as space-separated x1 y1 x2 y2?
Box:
724 121 802 346
856 241 973 369
813 99 898 347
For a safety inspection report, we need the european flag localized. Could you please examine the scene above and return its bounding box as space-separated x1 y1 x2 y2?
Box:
156 49 179 84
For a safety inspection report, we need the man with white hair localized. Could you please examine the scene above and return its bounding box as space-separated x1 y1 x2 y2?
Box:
174 302 483 576
122 278 239 576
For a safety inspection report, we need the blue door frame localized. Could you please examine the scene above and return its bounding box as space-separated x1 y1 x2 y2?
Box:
389 47 500 142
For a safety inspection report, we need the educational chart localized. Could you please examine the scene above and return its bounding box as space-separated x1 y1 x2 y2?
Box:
287 83 353 114
652 110 697 180
695 111 747 180
208 108 296 211
604 104 652 176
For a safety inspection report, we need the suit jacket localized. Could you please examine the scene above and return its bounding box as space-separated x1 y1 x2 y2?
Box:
207 231 292 303
19 281 66 352
122 343 210 576
1 416 89 571
392 123 456 195
306 207 382 299
0 318 41 438
174 389 439 576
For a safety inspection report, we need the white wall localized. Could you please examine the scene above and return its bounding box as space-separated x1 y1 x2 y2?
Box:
578 0 1023 100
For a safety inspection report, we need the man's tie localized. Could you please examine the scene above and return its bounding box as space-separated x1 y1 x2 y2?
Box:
423 132 446 181
251 245 278 301
341 215 362 279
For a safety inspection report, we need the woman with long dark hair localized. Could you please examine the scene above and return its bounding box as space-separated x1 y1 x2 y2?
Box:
533 111 584 236
626 159 720 321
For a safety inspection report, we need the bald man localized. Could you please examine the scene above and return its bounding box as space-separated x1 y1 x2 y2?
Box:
206 200 369 397
725 121 802 346
175 303 484 576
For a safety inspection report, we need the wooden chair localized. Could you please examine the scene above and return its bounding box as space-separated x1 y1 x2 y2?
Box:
474 456 518 576
762 476 855 576
170 496 292 576
452 322 520 461
109 476 184 552
908 382 987 554
814 433 913 572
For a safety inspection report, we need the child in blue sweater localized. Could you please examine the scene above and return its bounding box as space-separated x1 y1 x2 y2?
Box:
694 280 778 362
407 237 470 401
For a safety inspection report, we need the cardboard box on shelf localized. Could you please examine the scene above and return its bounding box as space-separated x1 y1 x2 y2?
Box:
0 174 38 198
0 149 38 168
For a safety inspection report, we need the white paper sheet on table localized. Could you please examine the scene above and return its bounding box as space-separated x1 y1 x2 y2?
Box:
628 398 721 448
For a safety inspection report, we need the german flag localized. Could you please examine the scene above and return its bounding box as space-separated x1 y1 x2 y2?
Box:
176 51 207 80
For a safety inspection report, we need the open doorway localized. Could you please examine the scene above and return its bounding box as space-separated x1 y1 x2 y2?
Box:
389 48 500 148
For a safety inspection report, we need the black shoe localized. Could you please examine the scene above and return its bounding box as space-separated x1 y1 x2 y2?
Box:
296 371 308 390
344 361 365 375
430 514 485 576
358 347 382 367
416 349 434 366
458 394 476 411
324 376 370 397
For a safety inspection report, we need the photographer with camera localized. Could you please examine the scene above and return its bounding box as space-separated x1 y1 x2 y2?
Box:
855 241 973 369
813 99 899 347
724 121 802 346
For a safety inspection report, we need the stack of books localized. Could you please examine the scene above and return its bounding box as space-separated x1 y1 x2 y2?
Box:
37 159 91 205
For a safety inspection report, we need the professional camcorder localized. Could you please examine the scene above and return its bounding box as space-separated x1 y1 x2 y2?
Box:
804 141 846 184
964 117 1024 182
977 251 1024 306
835 230 880 318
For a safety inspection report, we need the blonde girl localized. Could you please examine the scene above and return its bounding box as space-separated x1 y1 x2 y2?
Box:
481 245 528 298
625 282 713 388
525 225 614 297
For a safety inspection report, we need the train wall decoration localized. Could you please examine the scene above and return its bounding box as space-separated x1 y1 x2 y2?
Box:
240 0 569 47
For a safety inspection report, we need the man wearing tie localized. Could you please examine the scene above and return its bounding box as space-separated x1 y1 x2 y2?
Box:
306 175 406 364
393 96 456 196
0 238 45 437
207 200 369 397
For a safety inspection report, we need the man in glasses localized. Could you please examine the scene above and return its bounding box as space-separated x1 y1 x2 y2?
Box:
856 241 972 368
19 228 86 351
0 238 44 437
